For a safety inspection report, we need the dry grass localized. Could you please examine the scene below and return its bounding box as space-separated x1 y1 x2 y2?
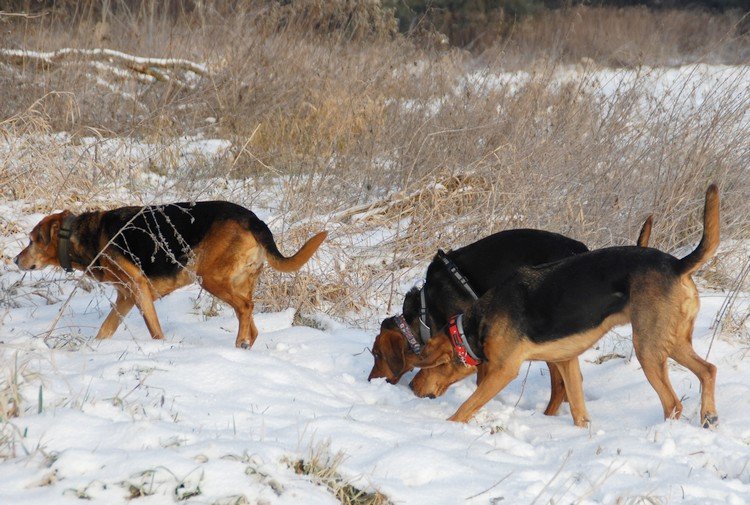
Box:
289 442 392 505
496 6 750 68
1 2 749 323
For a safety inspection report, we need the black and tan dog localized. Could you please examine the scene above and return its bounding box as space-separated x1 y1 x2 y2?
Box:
14 202 327 348
409 185 719 429
369 219 653 416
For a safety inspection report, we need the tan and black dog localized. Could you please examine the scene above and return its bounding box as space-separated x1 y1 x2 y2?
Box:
409 185 719 429
369 218 653 417
14 202 327 348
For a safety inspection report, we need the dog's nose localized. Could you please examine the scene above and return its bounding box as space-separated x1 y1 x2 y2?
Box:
13 255 19 266
408 379 414 390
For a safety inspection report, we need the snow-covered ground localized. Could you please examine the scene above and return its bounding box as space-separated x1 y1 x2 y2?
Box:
1 207 750 504
1 265 749 504
404 63 750 133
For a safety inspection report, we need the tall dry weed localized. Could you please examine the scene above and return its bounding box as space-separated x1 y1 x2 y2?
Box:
1 3 749 322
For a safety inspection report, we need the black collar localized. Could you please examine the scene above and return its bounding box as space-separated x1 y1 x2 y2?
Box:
57 215 76 273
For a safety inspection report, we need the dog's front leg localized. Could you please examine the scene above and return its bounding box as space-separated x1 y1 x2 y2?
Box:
475 363 486 386
132 279 165 340
555 358 590 427
96 289 135 340
448 358 522 423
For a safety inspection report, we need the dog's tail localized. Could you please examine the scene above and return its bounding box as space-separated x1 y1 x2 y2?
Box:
678 184 720 276
637 215 653 247
255 221 327 273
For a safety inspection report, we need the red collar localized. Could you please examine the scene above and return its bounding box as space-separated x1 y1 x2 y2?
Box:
448 314 481 367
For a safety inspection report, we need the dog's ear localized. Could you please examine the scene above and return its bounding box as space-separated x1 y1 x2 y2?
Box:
402 287 421 316
382 333 406 378
37 219 53 245
48 211 71 244
51 220 61 239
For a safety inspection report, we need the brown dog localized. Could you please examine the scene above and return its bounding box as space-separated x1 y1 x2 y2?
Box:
369 218 653 417
409 185 718 428
14 201 327 348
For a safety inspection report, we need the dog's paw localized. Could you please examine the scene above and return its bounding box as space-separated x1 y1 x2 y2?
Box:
574 417 590 429
702 413 719 429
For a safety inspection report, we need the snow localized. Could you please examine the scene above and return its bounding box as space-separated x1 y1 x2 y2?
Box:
403 64 750 132
0 48 209 75
1 236 750 503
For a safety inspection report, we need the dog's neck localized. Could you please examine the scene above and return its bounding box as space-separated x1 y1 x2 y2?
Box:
57 215 93 273
417 287 432 343
465 313 486 361
402 287 433 346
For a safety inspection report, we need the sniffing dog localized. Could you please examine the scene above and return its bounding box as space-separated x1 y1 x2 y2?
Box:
368 219 653 417
14 201 327 348
409 185 718 428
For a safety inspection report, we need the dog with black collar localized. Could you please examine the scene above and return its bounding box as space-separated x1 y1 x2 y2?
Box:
14 202 327 348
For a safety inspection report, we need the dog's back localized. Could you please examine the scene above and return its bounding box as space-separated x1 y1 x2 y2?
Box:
418 229 589 327
98 201 261 277
502 247 677 343
479 184 720 346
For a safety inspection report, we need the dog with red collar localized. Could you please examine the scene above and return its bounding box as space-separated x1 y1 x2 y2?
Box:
368 220 653 416
409 185 719 429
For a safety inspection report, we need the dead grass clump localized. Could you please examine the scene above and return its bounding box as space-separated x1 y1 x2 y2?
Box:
289 442 392 505
495 6 750 68
0 351 42 422
255 0 398 44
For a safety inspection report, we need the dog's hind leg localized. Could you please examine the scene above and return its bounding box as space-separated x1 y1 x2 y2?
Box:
671 345 718 428
233 298 258 349
556 358 589 427
202 272 260 349
633 341 682 421
544 362 567 416
669 280 718 428
96 288 135 340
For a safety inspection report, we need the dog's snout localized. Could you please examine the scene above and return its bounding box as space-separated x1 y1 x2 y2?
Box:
13 255 19 266
408 379 414 390
427 393 436 399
